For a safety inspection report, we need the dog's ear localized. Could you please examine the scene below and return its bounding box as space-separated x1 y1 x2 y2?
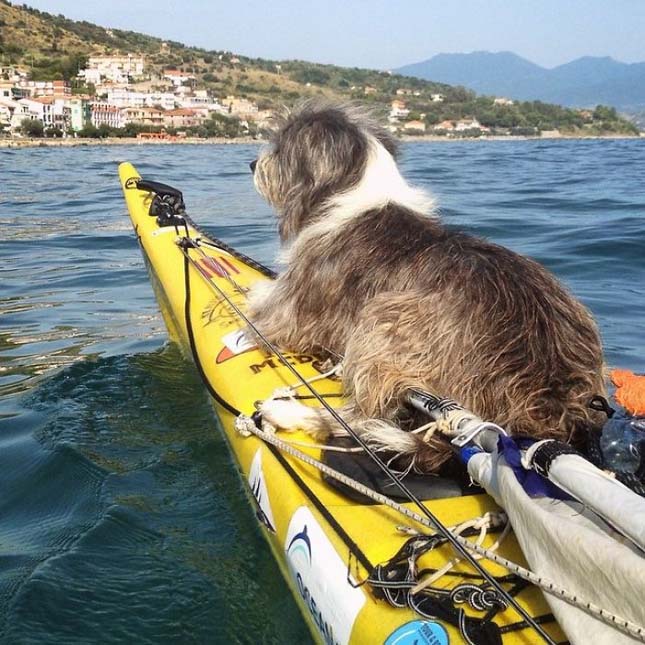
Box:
277 108 370 239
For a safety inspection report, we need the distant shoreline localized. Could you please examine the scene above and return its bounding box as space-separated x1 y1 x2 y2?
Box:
0 136 259 148
1 133 643 149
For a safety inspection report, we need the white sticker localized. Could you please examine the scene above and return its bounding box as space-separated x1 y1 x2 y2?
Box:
222 329 256 355
285 506 366 645
248 449 276 532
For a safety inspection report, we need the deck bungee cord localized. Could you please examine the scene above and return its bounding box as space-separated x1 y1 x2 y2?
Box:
128 176 645 645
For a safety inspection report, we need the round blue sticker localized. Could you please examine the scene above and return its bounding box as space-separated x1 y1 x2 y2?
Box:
384 620 449 645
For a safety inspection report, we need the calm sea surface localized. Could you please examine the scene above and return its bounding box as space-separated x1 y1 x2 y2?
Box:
1 140 644 643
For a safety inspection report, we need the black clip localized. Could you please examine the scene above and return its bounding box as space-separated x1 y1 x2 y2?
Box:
589 395 615 418
136 178 186 228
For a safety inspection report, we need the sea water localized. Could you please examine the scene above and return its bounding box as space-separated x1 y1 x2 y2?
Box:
0 140 644 643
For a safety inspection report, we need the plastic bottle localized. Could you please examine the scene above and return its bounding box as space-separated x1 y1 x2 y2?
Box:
600 415 645 474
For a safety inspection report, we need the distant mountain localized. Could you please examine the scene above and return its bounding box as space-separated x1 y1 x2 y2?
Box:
396 52 645 109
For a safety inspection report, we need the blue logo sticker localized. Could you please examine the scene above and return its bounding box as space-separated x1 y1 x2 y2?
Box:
385 620 449 645
287 525 312 566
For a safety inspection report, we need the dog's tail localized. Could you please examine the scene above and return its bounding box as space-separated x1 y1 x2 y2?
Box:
259 398 452 472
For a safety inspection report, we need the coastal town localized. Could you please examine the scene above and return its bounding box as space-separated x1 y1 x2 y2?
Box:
1 52 632 142
0 54 275 139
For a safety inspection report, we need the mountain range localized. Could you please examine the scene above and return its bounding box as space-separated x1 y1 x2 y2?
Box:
396 52 645 110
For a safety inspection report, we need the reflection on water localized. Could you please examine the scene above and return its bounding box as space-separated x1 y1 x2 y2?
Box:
1 347 310 643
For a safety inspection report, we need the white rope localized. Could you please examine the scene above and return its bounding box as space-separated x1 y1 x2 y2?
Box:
234 414 645 642
413 407 492 443
264 431 363 454
279 361 343 395
411 511 511 594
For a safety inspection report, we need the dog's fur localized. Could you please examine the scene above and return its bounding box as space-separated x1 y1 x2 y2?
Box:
248 100 606 473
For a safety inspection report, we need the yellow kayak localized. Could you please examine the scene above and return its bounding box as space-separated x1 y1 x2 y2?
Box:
119 161 564 645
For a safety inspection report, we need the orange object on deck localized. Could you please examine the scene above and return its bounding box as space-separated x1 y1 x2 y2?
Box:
611 369 645 416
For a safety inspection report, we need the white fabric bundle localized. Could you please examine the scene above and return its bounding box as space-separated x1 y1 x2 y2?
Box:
468 447 645 644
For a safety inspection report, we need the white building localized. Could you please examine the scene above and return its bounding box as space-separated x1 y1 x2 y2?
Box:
4 99 30 132
3 95 89 133
455 118 483 131
104 88 177 110
0 98 23 131
81 68 102 85
389 99 410 122
18 97 68 129
144 92 177 111
16 80 71 98
176 92 225 114
90 103 126 129
163 70 195 87
175 89 208 107
104 88 145 108
431 93 445 103
0 82 26 100
79 55 145 85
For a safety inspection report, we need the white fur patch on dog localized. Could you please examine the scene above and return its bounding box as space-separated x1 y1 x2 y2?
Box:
246 279 275 312
284 139 436 262
361 422 419 454
260 398 323 433
279 137 435 264
328 138 436 219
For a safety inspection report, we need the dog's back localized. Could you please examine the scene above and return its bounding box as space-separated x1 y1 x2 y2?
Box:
336 204 605 464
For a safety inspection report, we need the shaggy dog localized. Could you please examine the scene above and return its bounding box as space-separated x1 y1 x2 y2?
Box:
247 101 605 473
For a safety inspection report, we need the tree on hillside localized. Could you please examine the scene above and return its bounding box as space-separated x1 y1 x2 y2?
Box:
593 105 618 121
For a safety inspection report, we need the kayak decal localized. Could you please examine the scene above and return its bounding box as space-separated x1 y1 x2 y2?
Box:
287 526 312 565
248 449 276 533
217 255 240 274
384 621 449 645
216 329 257 363
285 507 365 645
198 256 225 277
201 296 244 329
249 353 314 375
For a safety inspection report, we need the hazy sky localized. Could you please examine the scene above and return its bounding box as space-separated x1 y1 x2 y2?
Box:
23 0 645 70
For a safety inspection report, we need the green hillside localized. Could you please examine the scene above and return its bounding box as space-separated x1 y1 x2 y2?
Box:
0 0 639 136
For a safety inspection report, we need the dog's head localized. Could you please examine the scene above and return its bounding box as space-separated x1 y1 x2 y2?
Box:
251 101 398 241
